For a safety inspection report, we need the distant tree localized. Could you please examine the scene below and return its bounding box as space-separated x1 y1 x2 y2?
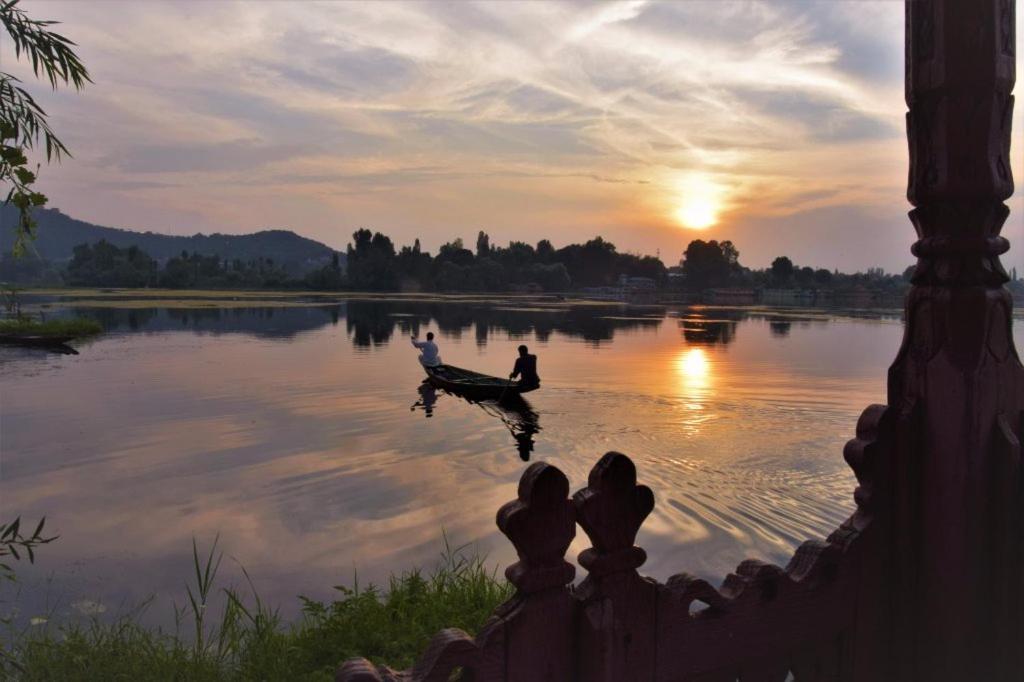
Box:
476 231 491 258
536 239 555 262
65 240 157 287
795 265 816 288
435 260 468 290
305 251 344 290
902 264 917 282
770 256 794 286
1 0 90 255
528 262 571 291
719 240 740 268
346 229 398 290
814 268 833 285
436 239 474 267
395 240 433 290
557 237 617 287
682 240 733 290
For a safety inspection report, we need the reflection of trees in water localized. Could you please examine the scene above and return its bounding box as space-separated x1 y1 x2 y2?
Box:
345 300 663 348
71 305 343 339
345 300 403 348
411 382 540 461
72 299 667 347
83 307 160 331
679 310 741 346
769 320 792 337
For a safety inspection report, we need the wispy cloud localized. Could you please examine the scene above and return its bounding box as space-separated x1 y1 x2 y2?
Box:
4 0 1021 271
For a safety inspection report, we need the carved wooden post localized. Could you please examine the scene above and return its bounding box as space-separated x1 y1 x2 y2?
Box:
899 0 1022 679
573 452 658 681
335 461 576 682
492 461 577 681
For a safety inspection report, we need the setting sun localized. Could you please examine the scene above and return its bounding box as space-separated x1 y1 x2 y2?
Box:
673 174 725 230
675 197 718 230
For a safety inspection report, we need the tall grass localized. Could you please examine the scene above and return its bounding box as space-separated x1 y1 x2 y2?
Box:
2 537 511 680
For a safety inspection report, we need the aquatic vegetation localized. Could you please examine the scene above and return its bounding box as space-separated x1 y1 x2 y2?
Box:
2 537 511 680
0 317 102 338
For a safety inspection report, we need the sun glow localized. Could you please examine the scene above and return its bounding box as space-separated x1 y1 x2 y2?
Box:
673 174 725 230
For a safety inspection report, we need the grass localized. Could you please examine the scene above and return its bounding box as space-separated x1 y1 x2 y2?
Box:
2 537 512 681
0 317 102 338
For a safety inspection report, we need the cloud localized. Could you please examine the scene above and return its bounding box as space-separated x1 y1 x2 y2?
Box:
101 139 309 174
2 0 1020 271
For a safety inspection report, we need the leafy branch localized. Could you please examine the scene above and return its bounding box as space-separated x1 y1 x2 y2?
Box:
0 516 57 581
0 0 90 255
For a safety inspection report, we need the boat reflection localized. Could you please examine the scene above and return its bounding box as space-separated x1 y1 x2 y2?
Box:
411 382 541 461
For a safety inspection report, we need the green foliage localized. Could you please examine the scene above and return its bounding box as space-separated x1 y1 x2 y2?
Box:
3 538 511 680
0 316 102 338
0 517 55 582
65 240 158 287
0 0 90 256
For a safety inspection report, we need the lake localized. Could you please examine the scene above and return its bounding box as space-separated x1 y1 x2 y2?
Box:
3 294 1014 626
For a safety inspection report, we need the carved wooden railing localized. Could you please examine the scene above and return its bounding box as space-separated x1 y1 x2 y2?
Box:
337 404 903 682
339 1 1021 679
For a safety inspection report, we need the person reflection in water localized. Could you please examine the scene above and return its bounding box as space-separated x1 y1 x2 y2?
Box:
411 331 441 367
412 382 437 417
509 344 540 389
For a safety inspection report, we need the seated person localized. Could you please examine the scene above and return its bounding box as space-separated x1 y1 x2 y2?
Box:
411 332 442 367
509 344 540 388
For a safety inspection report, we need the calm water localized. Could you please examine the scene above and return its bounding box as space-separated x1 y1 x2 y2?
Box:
3 296 1013 625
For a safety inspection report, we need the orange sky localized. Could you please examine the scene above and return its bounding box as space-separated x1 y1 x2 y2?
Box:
4 1 1023 272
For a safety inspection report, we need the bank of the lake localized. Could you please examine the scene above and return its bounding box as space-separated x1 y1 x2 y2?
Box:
3 540 508 680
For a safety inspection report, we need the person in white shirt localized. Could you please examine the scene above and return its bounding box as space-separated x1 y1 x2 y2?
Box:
411 332 442 367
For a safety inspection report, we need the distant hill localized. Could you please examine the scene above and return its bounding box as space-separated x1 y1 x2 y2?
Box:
0 205 342 274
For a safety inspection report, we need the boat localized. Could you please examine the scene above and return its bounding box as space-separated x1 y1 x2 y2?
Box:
423 364 539 401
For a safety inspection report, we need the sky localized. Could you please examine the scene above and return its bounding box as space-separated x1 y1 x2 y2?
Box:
3 0 1023 272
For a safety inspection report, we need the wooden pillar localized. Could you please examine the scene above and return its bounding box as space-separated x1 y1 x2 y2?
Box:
898 0 1022 678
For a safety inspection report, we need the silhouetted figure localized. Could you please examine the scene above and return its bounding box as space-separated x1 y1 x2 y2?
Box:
411 331 441 367
509 344 540 389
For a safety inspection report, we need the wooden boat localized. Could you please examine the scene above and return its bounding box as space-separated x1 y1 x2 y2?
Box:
423 364 538 400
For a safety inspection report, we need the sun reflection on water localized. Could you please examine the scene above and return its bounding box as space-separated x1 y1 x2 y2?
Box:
676 347 710 393
673 347 714 435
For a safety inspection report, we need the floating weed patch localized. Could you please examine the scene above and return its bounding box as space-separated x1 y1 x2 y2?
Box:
0 317 102 338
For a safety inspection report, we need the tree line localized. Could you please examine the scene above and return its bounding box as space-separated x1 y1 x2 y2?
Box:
343 229 665 292
1 231 936 295
679 238 914 294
